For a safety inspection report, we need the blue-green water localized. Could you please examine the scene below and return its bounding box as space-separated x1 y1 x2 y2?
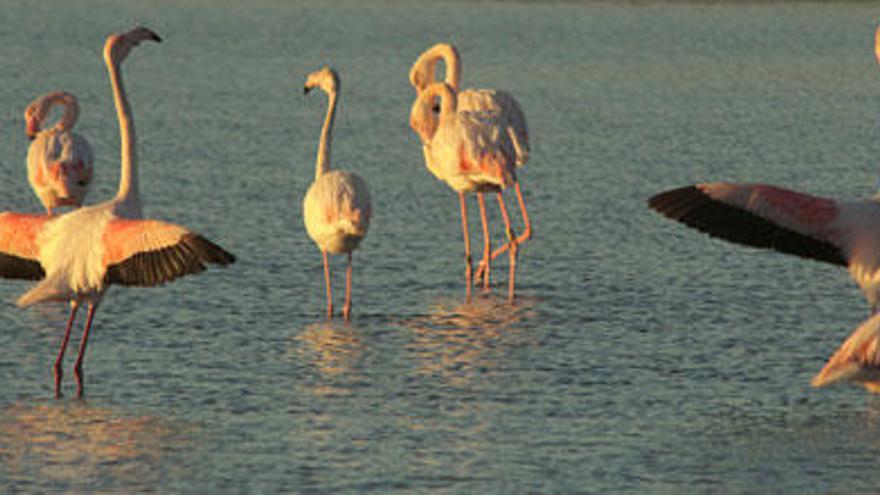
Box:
3 0 880 492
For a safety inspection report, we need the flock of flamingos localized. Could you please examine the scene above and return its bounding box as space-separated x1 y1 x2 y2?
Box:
4 25 880 398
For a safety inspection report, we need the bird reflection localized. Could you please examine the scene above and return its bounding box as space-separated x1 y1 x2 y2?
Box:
400 294 538 387
0 400 192 487
291 320 367 397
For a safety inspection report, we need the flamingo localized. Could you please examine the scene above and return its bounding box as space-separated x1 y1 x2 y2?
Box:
302 67 371 321
812 312 880 392
409 43 532 292
410 81 523 302
0 27 235 398
648 183 880 313
24 91 94 215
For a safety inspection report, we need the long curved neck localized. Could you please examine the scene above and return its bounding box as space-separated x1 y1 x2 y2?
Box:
413 44 462 93
107 56 140 210
315 89 337 181
55 94 79 132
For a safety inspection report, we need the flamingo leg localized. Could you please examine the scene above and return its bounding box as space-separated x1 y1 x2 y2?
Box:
323 250 333 319
53 303 79 398
496 192 518 303
459 191 472 302
73 303 98 399
476 181 533 264
343 252 353 321
476 192 491 291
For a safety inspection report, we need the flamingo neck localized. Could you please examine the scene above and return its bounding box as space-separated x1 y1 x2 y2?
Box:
422 44 461 92
315 90 337 181
107 58 140 210
55 93 80 132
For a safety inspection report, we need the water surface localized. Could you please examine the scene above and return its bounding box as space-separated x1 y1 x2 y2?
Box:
2 0 880 492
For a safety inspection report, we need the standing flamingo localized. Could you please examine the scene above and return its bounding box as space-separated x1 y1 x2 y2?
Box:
812 313 880 392
25 91 94 215
0 27 235 398
410 81 522 302
409 43 532 292
302 67 371 320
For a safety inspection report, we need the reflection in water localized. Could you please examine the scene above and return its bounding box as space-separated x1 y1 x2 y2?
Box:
400 294 539 387
291 320 368 397
0 400 193 490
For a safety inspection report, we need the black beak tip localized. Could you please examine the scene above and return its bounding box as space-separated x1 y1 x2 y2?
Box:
303 86 311 95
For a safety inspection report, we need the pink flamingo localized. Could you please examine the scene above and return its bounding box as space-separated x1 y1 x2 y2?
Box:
24 91 94 215
410 81 524 302
302 67 371 321
409 43 532 293
0 27 234 398
648 183 880 312
812 313 880 392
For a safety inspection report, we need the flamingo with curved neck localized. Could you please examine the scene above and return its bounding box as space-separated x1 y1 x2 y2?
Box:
25 91 94 215
0 27 235 398
302 67 372 320
409 43 532 298
412 81 525 302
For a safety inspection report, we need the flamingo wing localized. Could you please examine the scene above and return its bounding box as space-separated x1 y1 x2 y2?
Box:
102 218 235 287
0 212 48 280
812 313 880 388
459 89 529 166
648 183 848 267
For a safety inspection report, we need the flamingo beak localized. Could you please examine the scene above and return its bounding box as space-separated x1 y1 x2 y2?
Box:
303 86 312 95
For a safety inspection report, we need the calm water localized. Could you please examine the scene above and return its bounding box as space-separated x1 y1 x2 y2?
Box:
2 0 880 492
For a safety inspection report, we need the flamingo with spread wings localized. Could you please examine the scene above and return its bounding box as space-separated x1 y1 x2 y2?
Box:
302 67 371 320
25 91 94 215
0 27 235 398
650 26 880 313
409 43 532 294
411 81 523 302
648 183 880 311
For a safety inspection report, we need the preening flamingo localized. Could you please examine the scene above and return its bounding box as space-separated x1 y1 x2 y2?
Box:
812 313 880 392
410 81 523 302
0 27 234 398
302 67 371 320
409 43 532 294
25 91 94 215
649 183 880 313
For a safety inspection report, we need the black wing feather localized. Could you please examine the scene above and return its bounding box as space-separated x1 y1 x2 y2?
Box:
648 185 847 267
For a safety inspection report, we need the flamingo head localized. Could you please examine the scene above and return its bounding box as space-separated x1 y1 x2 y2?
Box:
24 110 40 140
303 66 339 96
409 89 439 143
104 26 161 67
24 91 79 140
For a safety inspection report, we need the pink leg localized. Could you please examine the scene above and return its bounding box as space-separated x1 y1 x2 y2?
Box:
478 181 533 264
496 192 517 303
73 304 98 399
343 252 353 321
53 303 79 398
476 192 491 291
459 191 472 302
323 250 333 319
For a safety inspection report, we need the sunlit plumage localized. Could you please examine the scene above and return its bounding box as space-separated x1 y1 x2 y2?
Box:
0 27 234 398
25 91 94 215
409 43 532 301
302 67 371 321
813 313 880 392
